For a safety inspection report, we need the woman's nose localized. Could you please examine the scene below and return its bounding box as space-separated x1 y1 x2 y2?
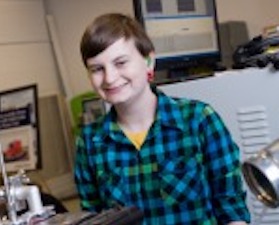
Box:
103 66 117 84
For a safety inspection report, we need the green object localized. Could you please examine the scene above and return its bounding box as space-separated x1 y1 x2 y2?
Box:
70 91 98 135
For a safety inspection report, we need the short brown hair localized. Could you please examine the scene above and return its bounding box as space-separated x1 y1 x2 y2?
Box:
80 13 154 67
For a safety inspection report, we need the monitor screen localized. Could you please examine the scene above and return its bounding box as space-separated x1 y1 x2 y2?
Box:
133 0 221 71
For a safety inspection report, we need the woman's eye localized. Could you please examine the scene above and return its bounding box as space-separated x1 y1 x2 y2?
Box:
115 61 127 68
89 67 103 75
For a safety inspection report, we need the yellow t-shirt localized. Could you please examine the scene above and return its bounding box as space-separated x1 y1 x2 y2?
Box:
125 130 148 150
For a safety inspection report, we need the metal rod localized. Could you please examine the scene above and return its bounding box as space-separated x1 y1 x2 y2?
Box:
0 143 17 223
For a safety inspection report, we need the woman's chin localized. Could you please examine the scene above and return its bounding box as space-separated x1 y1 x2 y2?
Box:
106 98 126 105
104 90 130 104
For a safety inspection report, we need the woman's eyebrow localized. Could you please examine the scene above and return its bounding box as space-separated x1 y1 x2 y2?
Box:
113 55 129 61
87 55 129 69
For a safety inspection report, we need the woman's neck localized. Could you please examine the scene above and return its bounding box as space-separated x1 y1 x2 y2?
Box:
115 87 157 132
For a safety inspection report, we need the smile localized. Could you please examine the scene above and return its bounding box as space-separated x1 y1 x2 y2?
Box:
104 83 128 94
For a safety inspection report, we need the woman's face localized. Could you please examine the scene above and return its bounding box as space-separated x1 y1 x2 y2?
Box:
86 38 154 105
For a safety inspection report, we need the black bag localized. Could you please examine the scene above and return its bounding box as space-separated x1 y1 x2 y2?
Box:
232 35 279 69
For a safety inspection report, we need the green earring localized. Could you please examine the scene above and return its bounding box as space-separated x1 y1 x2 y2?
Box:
146 57 151 66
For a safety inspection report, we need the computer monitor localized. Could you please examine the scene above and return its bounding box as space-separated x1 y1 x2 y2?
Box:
133 0 221 72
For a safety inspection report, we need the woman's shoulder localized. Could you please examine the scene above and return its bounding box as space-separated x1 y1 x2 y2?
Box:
82 115 106 136
156 87 209 110
171 96 210 113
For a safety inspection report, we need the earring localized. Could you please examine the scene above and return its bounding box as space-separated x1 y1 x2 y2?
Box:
146 57 152 67
147 71 155 82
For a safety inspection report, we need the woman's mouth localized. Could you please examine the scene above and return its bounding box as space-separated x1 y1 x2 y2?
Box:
104 83 127 95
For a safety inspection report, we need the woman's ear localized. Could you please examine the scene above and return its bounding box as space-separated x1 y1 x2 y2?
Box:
146 52 156 82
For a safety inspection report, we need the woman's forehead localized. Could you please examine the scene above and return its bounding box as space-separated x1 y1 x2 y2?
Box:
86 38 142 67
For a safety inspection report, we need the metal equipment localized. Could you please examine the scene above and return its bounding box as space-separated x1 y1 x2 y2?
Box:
0 144 55 225
242 138 279 208
0 143 144 225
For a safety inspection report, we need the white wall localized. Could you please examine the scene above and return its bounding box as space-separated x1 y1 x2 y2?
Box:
0 0 62 97
216 0 279 37
44 0 279 97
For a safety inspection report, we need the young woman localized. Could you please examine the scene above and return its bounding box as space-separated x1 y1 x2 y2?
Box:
74 13 250 225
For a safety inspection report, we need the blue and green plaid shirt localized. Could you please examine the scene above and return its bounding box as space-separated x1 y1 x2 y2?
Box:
74 87 250 225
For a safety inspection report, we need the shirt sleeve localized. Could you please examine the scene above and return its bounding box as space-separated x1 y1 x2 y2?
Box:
198 104 251 224
74 135 103 212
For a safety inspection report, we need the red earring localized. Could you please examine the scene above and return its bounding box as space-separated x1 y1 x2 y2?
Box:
147 71 155 82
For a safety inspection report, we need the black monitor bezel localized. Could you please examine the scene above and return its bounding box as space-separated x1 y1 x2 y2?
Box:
133 0 222 71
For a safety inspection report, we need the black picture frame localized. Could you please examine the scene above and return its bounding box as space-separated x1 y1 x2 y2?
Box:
0 84 41 172
82 97 106 125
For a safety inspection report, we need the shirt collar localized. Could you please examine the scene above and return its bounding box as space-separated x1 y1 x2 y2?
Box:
91 86 186 142
155 86 185 131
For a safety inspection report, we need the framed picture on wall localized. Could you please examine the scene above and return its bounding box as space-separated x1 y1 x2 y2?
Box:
0 84 41 172
82 97 106 125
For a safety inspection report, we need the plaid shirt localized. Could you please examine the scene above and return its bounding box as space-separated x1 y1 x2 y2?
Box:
74 87 250 225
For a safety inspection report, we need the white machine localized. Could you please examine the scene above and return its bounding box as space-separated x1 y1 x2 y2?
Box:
158 67 279 224
0 144 55 225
